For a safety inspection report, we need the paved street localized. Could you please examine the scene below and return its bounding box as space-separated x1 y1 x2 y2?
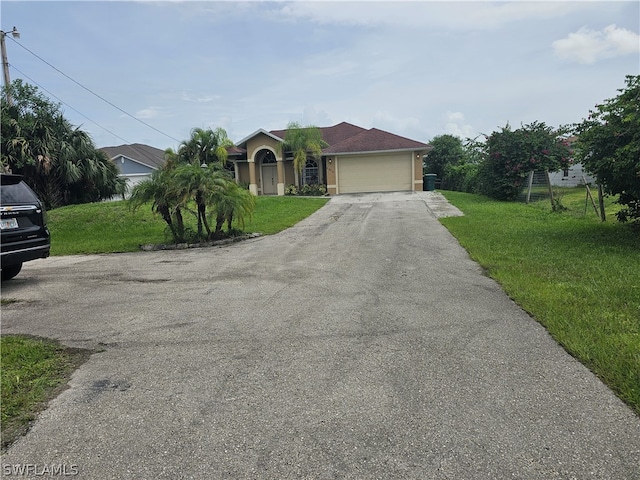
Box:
1 191 638 479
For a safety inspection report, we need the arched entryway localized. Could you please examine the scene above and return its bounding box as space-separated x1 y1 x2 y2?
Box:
258 149 277 195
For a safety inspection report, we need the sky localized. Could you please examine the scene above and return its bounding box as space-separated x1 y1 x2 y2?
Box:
2 1 639 150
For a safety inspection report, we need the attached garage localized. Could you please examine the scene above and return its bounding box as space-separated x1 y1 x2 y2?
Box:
336 153 413 194
230 123 431 196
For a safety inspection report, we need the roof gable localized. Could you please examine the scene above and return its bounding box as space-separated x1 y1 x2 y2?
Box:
236 129 284 148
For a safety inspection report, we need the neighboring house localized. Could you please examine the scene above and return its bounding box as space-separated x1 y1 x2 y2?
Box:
547 136 596 187
548 163 596 187
228 122 431 195
100 143 166 195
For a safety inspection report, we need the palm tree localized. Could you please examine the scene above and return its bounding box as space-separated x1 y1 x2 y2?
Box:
171 162 230 239
179 127 233 167
211 181 256 236
129 168 185 243
172 128 235 237
277 122 327 180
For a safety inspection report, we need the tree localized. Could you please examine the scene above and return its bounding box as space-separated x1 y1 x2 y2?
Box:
277 122 327 180
171 162 230 238
130 127 256 243
573 75 640 223
129 168 186 243
443 137 484 193
211 180 256 236
1 79 123 208
174 127 234 235
423 134 465 181
478 122 572 201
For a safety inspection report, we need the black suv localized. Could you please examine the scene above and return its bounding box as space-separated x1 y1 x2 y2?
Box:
1 174 50 281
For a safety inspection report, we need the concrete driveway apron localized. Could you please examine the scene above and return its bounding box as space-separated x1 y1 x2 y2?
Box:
2 191 638 479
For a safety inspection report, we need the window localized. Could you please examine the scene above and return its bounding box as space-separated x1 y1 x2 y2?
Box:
261 150 276 164
303 159 318 185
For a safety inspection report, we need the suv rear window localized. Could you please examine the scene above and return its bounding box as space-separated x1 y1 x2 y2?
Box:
1 176 39 204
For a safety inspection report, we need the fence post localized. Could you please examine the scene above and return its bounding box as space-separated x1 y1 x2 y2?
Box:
545 170 555 211
525 171 534 204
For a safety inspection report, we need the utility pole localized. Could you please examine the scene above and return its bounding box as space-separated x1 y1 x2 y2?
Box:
1 26 20 105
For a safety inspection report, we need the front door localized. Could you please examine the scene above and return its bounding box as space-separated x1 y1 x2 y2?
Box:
262 164 277 195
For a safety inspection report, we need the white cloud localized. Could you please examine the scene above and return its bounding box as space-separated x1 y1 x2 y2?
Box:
276 1 587 30
181 92 221 103
444 112 476 139
301 106 333 127
372 111 421 136
134 107 163 119
553 24 640 64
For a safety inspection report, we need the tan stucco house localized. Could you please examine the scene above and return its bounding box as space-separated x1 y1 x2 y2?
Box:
228 122 431 195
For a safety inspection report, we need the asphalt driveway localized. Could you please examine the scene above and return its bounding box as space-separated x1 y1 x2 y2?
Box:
1 191 638 479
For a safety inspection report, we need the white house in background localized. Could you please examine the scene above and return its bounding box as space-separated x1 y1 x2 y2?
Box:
548 163 596 187
100 144 166 195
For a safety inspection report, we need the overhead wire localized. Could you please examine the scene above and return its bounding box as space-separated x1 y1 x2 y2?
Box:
7 35 181 144
9 64 133 145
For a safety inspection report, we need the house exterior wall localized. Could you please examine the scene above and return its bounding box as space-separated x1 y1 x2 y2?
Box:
236 162 250 186
284 162 295 187
116 156 155 175
326 157 337 195
413 151 423 191
548 163 596 187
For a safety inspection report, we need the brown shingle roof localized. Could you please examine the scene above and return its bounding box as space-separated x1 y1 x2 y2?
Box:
322 128 430 154
242 121 430 155
270 122 368 148
100 143 166 169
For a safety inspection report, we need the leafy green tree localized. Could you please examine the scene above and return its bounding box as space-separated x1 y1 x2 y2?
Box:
444 137 484 193
424 134 465 181
573 75 640 222
1 79 123 208
277 122 327 179
478 122 572 201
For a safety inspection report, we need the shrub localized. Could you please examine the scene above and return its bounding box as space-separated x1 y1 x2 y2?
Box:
478 122 572 201
299 184 327 196
285 184 298 195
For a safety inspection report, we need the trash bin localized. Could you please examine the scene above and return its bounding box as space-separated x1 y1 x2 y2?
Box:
423 174 437 191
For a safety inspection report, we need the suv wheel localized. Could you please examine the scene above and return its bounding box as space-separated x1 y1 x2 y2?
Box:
1 263 23 282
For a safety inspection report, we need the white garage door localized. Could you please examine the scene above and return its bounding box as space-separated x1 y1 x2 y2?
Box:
337 154 413 194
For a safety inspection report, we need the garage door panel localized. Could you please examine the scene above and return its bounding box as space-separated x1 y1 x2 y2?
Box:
338 154 412 194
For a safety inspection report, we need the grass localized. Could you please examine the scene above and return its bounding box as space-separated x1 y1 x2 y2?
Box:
439 187 640 414
0 335 92 450
47 196 329 255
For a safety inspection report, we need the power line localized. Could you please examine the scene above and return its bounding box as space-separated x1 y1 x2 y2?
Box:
8 35 181 143
10 64 133 145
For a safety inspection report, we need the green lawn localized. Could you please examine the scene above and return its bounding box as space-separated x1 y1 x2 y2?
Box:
0 335 91 450
47 196 329 255
440 188 640 414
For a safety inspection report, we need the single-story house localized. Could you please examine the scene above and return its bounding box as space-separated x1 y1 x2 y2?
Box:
228 122 431 195
100 143 166 193
101 123 431 196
